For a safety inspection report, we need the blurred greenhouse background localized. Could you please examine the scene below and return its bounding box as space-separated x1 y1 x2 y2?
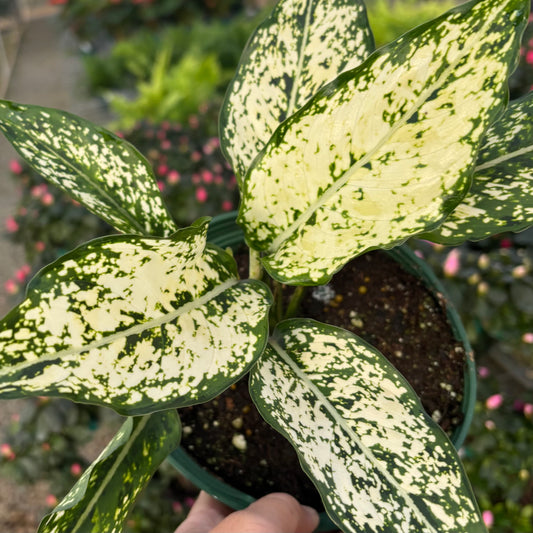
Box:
0 0 532 531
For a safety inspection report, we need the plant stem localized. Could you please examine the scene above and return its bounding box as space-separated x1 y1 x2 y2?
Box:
284 285 306 319
249 248 262 280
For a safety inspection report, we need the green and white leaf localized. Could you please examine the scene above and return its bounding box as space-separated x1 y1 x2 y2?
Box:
425 92 533 244
0 100 176 237
250 319 485 533
39 411 181 533
0 219 272 415
239 0 527 285
220 0 374 182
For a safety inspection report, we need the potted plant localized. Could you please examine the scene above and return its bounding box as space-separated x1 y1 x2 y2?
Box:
0 0 532 531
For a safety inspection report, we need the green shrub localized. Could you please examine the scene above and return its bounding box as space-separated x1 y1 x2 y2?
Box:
108 48 223 129
57 0 244 42
365 0 457 47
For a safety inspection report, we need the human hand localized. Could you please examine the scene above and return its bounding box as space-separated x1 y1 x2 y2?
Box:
175 490 320 533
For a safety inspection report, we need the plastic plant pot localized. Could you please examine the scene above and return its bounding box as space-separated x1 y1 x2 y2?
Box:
167 211 476 532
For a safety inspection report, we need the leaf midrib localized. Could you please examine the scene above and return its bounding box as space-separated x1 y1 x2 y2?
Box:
269 6 503 252
71 416 149 533
269 338 438 533
0 279 238 379
286 0 314 118
475 144 533 172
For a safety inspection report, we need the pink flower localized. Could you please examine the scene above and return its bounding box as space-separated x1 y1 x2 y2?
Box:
70 463 82 476
15 269 27 283
9 159 23 174
443 249 460 277
512 265 527 278
172 501 184 513
167 170 180 184
45 494 58 507
157 181 165 192
478 366 490 379
35 241 46 252
526 50 533 65
524 403 533 419
191 151 202 162
42 193 54 206
1 443 15 460
5 216 19 233
161 140 171 150
222 200 233 212
522 333 533 344
484 420 496 431
4 279 18 295
500 238 512 249
31 184 48 198
201 170 214 183
196 187 208 203
485 394 503 410
184 496 196 508
157 164 169 176
482 510 494 528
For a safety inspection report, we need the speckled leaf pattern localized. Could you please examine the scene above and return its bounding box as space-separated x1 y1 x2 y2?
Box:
39 411 181 533
0 100 177 237
220 0 374 181
250 320 485 533
426 92 533 244
239 0 527 285
0 219 272 415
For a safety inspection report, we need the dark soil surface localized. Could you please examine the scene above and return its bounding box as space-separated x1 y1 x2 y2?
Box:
179 250 467 509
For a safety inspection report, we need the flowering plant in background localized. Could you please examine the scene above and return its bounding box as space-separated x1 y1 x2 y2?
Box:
510 1 533 98
462 366 533 533
412 231 533 380
0 396 196 533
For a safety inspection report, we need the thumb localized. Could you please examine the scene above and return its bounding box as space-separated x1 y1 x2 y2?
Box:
210 493 319 533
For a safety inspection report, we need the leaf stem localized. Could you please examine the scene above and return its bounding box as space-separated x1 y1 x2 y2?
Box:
249 248 263 280
284 286 306 320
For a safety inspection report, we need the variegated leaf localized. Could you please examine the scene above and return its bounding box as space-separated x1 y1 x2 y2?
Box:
39 411 181 533
239 0 527 285
250 319 485 533
0 99 177 237
220 0 374 182
0 219 272 415
425 92 533 244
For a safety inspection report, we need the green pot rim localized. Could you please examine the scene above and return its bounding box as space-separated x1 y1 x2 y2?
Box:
168 211 476 532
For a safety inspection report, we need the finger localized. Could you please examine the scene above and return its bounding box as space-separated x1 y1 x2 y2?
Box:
175 491 233 533
209 492 319 533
